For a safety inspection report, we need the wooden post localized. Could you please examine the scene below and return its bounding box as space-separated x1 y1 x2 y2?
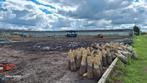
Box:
98 58 118 83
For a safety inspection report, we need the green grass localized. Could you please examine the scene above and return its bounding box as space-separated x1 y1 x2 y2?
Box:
107 35 147 83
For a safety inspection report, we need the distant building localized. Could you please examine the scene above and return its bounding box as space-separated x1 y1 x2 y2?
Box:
0 29 133 38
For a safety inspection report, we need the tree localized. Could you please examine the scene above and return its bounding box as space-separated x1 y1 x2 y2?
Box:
133 25 140 35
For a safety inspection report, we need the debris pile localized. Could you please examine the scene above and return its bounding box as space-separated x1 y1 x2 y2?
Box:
67 42 137 80
31 41 92 51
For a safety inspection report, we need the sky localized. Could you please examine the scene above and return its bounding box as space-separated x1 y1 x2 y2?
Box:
0 0 147 31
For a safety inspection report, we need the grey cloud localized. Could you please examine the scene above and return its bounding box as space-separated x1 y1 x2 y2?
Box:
0 10 39 26
110 7 147 24
60 0 146 26
51 18 71 27
64 0 131 19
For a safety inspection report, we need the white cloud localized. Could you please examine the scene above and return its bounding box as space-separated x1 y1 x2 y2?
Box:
0 0 147 30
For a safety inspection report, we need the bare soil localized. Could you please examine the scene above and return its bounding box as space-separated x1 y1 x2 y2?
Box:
0 37 131 83
0 41 99 83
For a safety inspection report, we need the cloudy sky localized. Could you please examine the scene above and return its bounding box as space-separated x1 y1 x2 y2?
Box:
0 0 147 31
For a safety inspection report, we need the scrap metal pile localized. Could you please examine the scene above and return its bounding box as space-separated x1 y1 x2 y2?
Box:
67 42 137 80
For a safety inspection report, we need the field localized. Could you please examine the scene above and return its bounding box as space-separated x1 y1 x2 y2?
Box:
107 35 147 83
0 36 133 83
0 37 126 83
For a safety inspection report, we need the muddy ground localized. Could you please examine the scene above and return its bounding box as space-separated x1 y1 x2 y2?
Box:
0 37 132 83
0 43 97 83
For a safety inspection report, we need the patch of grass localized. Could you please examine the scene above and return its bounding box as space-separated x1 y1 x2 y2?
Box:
107 35 147 83
106 60 126 83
